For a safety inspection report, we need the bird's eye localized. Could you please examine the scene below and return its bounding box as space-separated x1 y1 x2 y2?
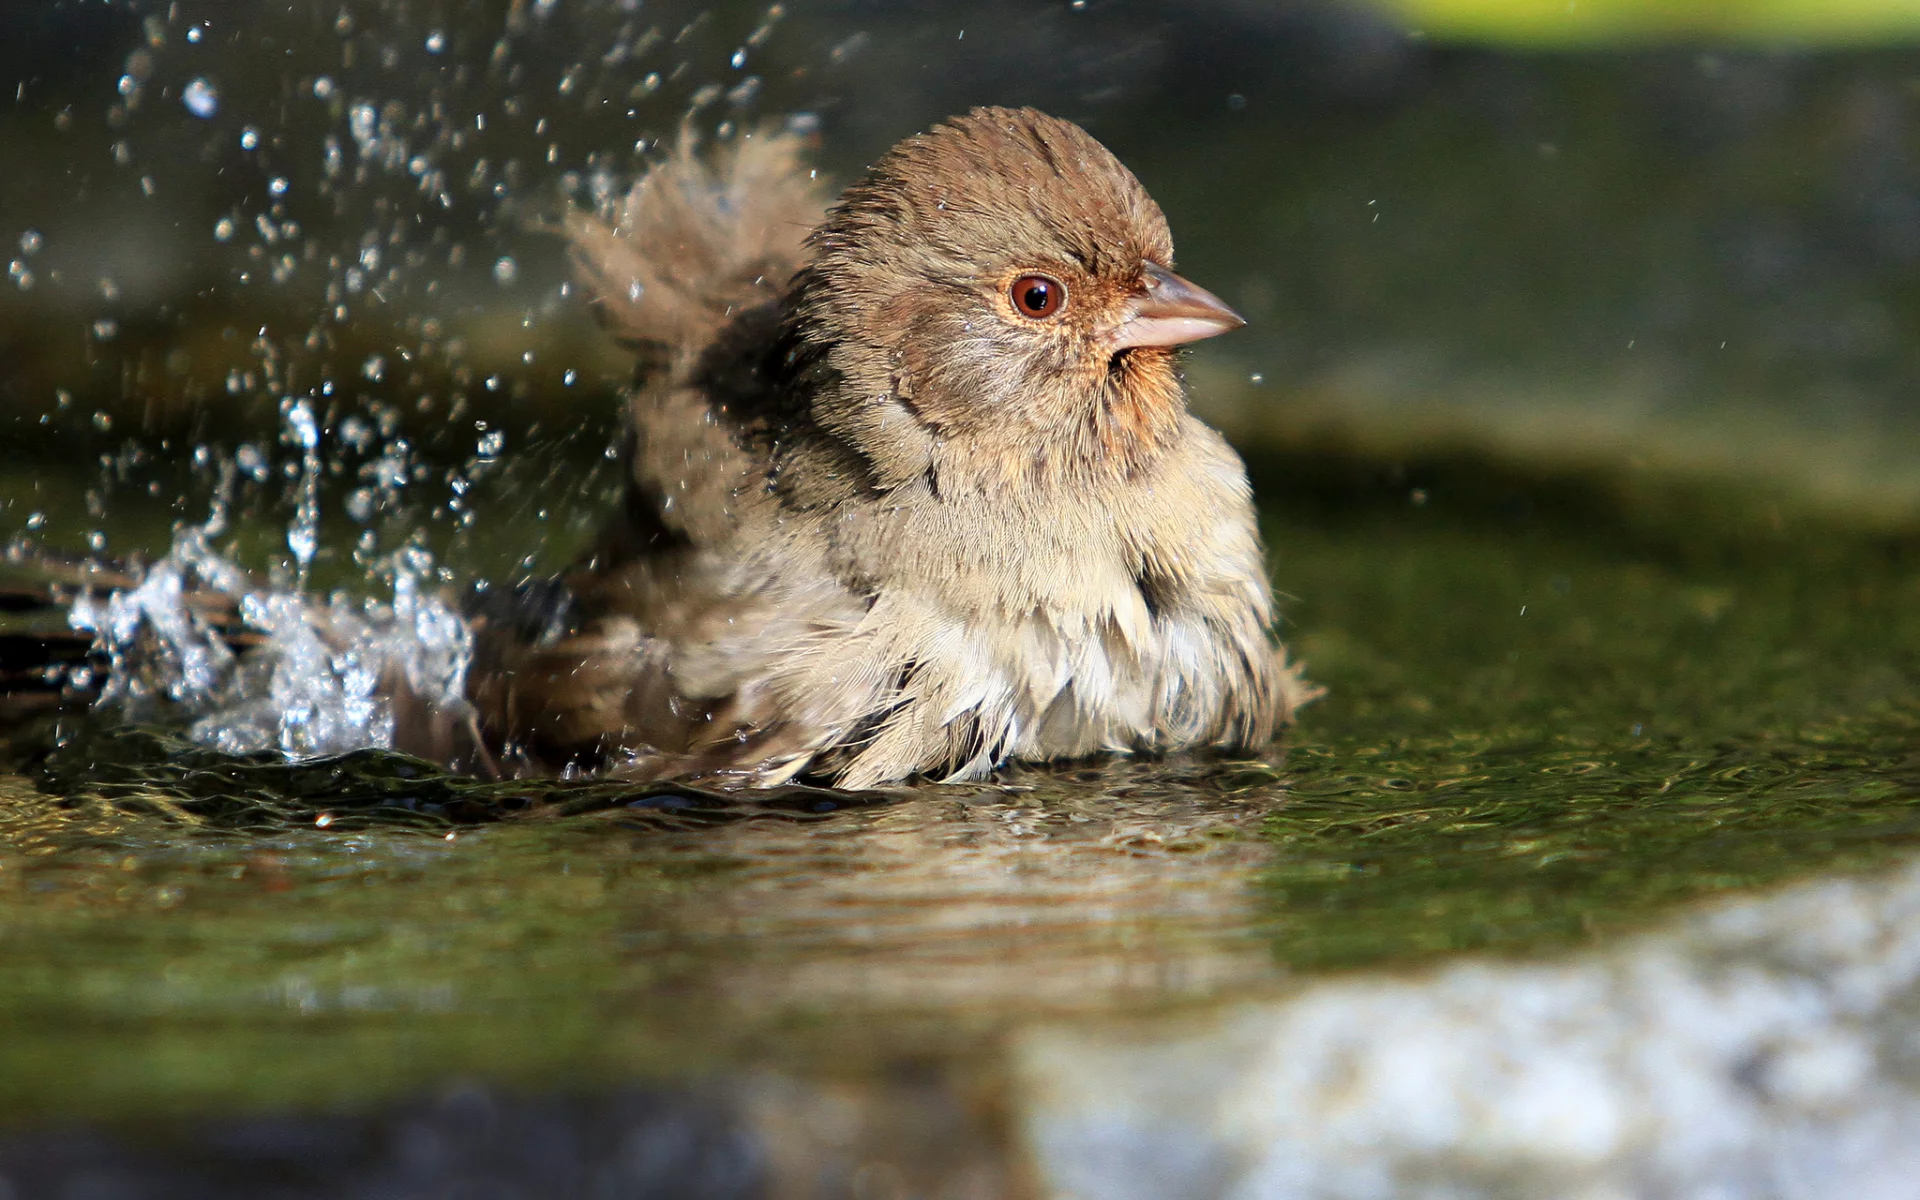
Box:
1010 274 1065 320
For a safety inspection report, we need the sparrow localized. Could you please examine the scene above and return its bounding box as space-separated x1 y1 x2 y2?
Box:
467 106 1315 787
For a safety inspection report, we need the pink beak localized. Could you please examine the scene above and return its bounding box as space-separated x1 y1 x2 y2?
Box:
1108 262 1246 350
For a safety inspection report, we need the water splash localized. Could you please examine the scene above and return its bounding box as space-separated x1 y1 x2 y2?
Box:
65 526 241 714
24 3 802 767
280 397 323 587
69 517 473 762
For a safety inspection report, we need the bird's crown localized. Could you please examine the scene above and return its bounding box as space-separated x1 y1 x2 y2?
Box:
811 106 1174 281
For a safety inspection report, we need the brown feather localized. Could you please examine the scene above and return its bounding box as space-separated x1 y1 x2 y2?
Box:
563 125 827 365
489 107 1316 786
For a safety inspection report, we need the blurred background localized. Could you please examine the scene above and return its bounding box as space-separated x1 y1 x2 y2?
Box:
7 0 1920 572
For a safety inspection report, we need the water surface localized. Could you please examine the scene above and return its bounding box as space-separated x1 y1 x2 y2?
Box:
2 447 1917 1195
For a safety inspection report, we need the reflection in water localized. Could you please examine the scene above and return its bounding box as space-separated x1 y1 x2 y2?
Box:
0 757 1288 1198
0 1077 1013 1200
0 749 1295 1087
660 767 1287 1021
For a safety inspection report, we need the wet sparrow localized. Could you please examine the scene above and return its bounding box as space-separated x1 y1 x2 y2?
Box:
473 106 1314 786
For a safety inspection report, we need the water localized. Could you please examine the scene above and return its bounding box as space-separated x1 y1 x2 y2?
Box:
64 520 474 761
3 446 1919 1195
6 3 1920 1196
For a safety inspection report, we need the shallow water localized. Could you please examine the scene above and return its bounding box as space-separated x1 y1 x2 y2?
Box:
2 448 1917 1195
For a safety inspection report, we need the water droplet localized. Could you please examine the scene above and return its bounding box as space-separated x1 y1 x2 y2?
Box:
98 277 119 302
285 401 320 449
312 76 335 100
477 430 505 457
362 355 385 382
283 400 323 574
424 30 446 53
182 77 219 118
91 411 113 432
731 48 747 68
186 24 204 43
91 319 119 341
726 77 761 107
349 103 377 150
25 512 45 531
562 369 577 386
828 33 869 65
117 75 139 98
8 261 32 290
492 256 517 285
268 176 289 196
213 216 234 242
18 229 42 255
240 126 260 151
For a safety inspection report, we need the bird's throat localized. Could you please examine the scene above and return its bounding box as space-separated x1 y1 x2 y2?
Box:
1096 352 1186 473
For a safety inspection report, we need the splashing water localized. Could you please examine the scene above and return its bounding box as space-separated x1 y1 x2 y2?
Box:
68 519 474 762
11 1 799 768
65 525 243 713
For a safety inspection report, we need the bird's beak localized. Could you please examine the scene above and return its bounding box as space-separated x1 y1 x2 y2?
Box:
1108 262 1246 350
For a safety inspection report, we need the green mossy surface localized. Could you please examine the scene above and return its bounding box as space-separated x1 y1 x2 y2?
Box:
1258 446 1920 965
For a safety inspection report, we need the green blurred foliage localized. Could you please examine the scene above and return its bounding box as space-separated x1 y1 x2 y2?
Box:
1390 0 1920 45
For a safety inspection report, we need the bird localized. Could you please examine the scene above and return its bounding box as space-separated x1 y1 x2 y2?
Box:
462 105 1317 788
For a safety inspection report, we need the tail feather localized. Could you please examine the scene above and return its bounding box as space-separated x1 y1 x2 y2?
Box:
565 126 827 362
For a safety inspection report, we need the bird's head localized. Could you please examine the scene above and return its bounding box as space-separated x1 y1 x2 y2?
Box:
788 106 1243 487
